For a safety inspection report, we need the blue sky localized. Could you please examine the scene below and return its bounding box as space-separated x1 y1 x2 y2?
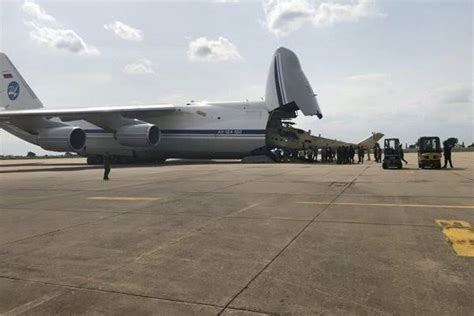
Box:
1 0 472 155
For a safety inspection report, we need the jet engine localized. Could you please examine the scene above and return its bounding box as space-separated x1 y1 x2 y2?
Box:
115 124 161 147
37 126 86 152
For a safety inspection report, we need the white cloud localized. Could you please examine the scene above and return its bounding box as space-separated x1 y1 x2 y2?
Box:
21 0 56 23
214 0 240 3
104 21 144 42
313 0 385 27
27 22 100 56
21 1 99 56
187 37 242 62
263 0 385 36
263 0 314 36
123 59 155 75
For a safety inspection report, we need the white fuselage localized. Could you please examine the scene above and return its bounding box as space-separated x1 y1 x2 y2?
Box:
76 101 270 159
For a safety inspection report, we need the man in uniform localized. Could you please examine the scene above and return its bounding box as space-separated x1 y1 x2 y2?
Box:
399 144 408 165
103 153 111 180
349 145 355 164
358 146 365 164
373 144 379 163
377 143 382 162
443 140 454 168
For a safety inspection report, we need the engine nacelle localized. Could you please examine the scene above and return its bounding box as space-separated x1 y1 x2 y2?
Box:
115 124 161 147
37 127 86 152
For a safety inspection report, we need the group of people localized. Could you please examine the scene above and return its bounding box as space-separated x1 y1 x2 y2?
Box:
320 145 335 163
335 145 366 164
319 144 368 164
272 143 372 164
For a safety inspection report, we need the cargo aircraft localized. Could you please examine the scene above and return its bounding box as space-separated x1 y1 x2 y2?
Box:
1 47 366 164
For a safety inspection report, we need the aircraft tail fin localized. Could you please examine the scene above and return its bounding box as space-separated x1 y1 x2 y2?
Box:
265 47 322 118
358 132 384 148
0 53 43 111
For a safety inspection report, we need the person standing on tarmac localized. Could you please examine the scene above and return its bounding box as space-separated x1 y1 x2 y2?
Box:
103 153 111 180
357 146 365 164
443 141 454 168
399 144 408 165
349 145 355 164
377 144 383 162
373 144 379 163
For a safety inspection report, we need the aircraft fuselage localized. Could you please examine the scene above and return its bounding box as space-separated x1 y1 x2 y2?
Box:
75 101 270 160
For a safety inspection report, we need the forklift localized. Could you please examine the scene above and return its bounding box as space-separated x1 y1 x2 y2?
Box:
382 138 403 169
417 136 442 169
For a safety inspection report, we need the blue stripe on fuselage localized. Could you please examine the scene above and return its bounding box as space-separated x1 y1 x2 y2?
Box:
84 129 266 135
161 129 265 135
274 57 284 107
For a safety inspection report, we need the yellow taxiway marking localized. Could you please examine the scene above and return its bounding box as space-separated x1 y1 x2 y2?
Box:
435 220 471 229
297 202 474 209
436 220 474 257
88 196 161 201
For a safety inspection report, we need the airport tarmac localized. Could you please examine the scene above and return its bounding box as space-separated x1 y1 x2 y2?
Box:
0 152 473 315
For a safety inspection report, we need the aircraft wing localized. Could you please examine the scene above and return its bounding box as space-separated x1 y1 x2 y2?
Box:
0 104 176 121
311 132 384 148
311 136 351 147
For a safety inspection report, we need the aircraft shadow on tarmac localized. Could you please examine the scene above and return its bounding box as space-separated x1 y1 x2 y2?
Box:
0 162 85 167
0 166 102 173
0 159 246 173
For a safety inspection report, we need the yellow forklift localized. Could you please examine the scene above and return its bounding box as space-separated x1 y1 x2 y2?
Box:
417 136 442 169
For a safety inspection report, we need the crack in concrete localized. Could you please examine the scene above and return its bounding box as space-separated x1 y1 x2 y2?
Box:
218 165 371 314
0 275 224 313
